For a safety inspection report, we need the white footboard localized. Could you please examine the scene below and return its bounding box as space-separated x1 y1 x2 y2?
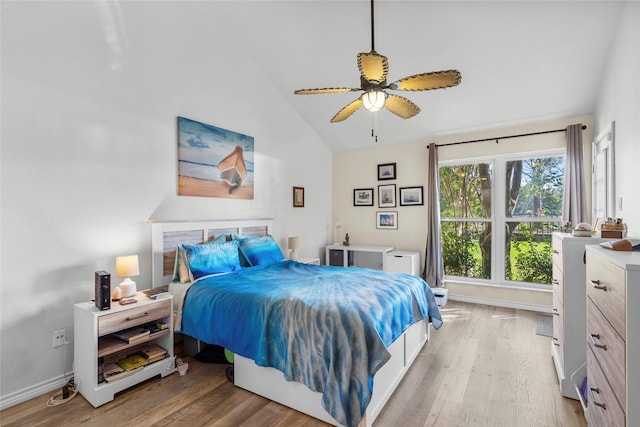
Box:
234 319 429 427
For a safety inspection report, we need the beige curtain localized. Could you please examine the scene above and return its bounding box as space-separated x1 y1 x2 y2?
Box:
423 143 444 287
563 124 587 226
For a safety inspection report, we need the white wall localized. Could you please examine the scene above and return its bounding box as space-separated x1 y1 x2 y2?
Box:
0 2 332 406
594 1 640 236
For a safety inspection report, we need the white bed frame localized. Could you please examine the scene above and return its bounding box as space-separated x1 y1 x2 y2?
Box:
151 219 430 427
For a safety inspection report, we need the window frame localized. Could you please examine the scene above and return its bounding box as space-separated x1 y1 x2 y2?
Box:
439 148 565 290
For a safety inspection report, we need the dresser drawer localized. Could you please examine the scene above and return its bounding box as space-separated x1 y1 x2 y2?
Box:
587 346 626 427
552 235 563 269
552 292 563 366
586 250 626 337
587 297 626 408
98 299 171 337
552 262 563 305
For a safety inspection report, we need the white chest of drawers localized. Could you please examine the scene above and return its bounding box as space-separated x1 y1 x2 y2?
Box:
585 245 640 426
551 233 608 399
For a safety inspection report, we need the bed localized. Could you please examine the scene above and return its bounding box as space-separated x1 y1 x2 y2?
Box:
151 219 442 427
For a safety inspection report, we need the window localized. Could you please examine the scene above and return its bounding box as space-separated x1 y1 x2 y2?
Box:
439 152 564 287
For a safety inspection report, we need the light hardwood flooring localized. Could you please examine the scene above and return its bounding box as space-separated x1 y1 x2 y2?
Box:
0 301 586 426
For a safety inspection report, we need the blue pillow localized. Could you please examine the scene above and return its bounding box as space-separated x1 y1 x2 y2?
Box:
172 234 228 283
182 240 241 280
238 235 284 267
230 233 251 267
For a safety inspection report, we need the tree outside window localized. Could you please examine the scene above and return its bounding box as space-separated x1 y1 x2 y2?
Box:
439 155 564 286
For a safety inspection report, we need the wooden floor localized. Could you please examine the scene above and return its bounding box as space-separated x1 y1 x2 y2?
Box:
0 301 586 427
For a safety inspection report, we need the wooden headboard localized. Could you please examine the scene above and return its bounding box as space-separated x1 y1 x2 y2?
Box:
150 219 273 287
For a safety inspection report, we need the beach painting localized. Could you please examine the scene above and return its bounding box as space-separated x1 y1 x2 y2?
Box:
178 117 254 199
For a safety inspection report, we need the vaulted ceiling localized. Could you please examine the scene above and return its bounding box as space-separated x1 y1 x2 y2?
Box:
214 1 624 151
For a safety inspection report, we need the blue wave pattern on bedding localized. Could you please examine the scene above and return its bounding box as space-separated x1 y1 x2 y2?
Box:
181 260 442 427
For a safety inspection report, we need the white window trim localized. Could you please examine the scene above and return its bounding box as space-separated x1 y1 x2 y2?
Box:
440 148 564 290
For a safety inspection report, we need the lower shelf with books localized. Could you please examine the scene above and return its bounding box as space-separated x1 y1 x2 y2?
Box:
100 344 170 384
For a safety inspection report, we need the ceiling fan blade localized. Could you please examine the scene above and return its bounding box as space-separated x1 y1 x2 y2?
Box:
385 94 420 119
357 52 389 83
330 98 363 123
390 70 461 91
294 87 358 95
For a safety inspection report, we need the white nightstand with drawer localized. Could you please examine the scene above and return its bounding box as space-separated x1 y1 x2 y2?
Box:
383 251 420 276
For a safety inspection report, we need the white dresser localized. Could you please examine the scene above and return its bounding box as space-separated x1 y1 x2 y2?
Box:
584 245 640 426
550 233 608 399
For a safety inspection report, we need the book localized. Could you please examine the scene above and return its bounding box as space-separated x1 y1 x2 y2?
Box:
139 344 167 363
116 353 149 371
112 327 150 343
103 363 142 382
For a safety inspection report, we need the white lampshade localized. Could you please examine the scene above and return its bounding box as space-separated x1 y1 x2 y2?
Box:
361 90 386 112
287 236 299 261
115 255 139 298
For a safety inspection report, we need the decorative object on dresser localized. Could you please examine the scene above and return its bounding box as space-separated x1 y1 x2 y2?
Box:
584 245 640 426
115 255 139 298
287 236 299 261
74 292 174 407
550 232 609 400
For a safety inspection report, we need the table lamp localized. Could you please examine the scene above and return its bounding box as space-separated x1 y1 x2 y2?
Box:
115 255 139 298
287 236 299 261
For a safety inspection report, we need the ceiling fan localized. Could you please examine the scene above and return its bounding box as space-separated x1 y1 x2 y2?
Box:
294 0 461 123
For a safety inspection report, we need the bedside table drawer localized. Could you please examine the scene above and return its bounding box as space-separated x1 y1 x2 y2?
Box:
98 300 171 337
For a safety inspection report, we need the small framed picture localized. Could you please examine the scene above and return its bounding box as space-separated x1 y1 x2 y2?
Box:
353 188 374 206
293 186 304 207
399 186 424 206
376 211 398 230
378 184 396 208
377 163 396 181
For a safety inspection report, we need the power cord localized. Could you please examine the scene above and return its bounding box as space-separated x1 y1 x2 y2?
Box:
47 336 77 407
46 377 77 406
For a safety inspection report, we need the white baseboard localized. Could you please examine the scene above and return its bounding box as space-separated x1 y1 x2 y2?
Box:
0 370 73 411
449 294 552 314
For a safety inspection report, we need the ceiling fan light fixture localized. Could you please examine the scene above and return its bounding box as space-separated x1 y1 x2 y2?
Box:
361 90 386 112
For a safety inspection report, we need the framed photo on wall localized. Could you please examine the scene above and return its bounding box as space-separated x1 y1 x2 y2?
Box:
376 211 398 229
293 186 304 207
353 188 374 206
377 163 396 181
378 184 396 208
399 186 424 206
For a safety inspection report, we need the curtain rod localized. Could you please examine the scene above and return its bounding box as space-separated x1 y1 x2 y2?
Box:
435 124 587 148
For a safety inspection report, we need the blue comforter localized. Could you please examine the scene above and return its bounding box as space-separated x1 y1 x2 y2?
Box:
180 260 442 427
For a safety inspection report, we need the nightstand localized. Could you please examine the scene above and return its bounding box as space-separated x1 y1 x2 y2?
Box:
74 292 175 407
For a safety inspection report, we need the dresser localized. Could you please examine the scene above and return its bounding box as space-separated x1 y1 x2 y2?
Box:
551 233 608 399
585 245 640 426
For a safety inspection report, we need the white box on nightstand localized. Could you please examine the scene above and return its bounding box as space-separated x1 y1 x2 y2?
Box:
383 251 420 276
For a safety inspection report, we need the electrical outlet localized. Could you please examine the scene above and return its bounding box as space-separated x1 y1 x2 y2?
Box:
52 329 66 348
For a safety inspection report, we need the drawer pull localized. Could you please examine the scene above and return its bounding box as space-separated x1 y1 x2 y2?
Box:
589 279 607 291
588 333 607 350
552 279 559 285
589 387 607 409
552 308 560 316
552 250 559 254
125 311 150 322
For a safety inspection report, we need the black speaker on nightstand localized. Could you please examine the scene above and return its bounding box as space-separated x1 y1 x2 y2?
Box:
95 271 111 310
